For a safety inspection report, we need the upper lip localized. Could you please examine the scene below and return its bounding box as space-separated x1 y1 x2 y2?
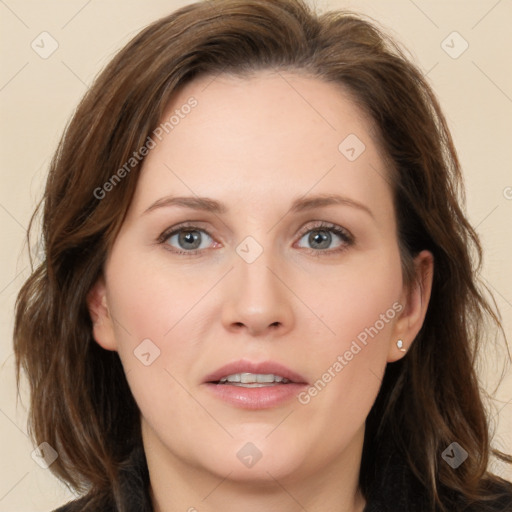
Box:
203 359 308 384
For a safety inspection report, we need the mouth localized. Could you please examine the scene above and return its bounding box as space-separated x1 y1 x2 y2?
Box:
202 360 308 409
203 360 308 386
216 372 293 387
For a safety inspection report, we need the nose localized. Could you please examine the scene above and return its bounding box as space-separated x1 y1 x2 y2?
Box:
221 248 295 337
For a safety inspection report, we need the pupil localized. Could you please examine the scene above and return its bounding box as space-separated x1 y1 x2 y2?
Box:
310 230 330 249
180 230 200 249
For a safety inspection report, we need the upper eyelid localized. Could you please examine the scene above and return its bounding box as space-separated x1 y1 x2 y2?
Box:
297 220 351 237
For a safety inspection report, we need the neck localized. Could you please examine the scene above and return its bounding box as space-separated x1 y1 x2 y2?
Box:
143 419 367 512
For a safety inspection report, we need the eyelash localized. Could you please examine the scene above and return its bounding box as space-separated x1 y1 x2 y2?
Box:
157 221 354 258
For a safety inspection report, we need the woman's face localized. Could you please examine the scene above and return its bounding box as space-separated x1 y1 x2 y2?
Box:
89 71 432 485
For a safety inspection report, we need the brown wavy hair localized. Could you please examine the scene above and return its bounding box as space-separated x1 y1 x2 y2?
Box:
13 0 512 510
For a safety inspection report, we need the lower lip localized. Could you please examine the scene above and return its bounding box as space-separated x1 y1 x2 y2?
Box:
204 382 308 409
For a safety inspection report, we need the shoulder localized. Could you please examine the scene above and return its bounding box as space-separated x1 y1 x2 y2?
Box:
464 477 512 512
362 444 512 512
441 476 512 512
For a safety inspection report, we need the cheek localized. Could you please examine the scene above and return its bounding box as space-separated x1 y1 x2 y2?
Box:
103 249 211 440
105 246 210 346
102 246 216 424
298 250 403 410
307 248 403 349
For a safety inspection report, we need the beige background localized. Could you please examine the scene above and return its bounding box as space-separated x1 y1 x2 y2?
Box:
1 0 511 510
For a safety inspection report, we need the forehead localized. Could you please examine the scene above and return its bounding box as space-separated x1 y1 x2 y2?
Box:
131 71 392 218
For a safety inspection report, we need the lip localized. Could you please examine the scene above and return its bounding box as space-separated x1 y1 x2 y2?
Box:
202 359 308 410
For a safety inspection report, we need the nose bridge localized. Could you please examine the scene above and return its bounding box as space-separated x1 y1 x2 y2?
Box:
221 232 294 334
235 234 283 305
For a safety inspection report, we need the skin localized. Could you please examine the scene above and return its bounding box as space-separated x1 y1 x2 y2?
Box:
88 71 433 512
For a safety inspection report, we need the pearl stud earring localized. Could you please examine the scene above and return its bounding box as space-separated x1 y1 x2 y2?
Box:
397 339 406 352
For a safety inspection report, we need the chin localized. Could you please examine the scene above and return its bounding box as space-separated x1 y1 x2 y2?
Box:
208 458 304 486
193 437 309 485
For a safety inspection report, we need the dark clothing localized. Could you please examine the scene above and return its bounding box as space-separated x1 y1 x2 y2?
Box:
53 445 512 512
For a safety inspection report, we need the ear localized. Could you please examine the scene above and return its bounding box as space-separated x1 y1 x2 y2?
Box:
86 275 117 351
387 250 434 362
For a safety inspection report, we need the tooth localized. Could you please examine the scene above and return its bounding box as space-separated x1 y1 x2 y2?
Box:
255 374 276 383
233 383 279 387
217 373 291 384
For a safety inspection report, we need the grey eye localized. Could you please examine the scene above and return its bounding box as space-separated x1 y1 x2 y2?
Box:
166 229 213 251
297 228 345 251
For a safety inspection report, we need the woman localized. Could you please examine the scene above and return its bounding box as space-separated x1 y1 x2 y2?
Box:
13 0 512 510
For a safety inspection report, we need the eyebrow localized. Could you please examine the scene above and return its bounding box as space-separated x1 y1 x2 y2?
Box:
142 193 374 219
